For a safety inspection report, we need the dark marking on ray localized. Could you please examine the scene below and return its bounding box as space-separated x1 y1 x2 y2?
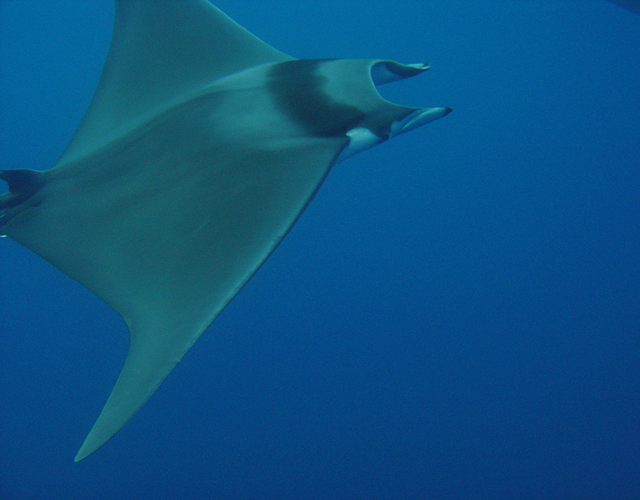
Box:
268 59 367 138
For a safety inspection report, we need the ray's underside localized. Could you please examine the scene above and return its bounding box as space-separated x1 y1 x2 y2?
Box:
0 0 451 461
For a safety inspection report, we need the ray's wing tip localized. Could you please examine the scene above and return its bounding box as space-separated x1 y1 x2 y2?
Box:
74 448 89 463
74 432 102 462
74 435 107 462
74 432 107 462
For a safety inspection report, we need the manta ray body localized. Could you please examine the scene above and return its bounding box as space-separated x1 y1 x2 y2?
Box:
0 0 450 461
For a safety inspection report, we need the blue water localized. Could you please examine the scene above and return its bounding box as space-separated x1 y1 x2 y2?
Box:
1 1 639 499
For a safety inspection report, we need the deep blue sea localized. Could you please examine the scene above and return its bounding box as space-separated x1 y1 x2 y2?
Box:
1 1 639 499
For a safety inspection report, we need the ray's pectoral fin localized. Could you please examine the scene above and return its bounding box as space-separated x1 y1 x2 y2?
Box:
69 138 346 461
74 313 212 462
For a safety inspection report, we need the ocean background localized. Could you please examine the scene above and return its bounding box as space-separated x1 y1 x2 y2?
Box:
1 1 639 499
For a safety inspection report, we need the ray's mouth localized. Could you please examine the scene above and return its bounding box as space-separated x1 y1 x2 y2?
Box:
335 60 451 163
371 59 452 113
370 60 452 138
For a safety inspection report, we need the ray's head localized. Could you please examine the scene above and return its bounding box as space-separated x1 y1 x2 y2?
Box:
267 58 452 162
